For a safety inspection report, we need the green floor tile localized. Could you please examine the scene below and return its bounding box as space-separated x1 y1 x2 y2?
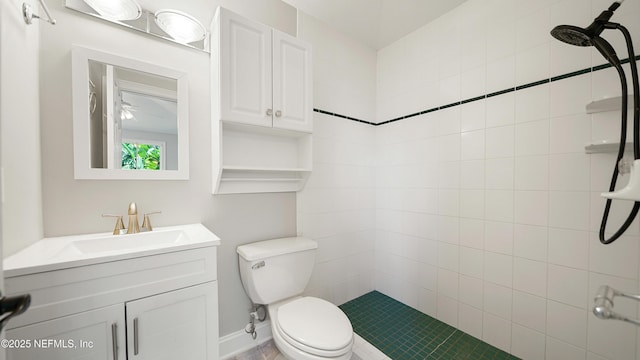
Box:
340 291 520 360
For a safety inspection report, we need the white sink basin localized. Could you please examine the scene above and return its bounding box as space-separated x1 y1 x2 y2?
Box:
55 229 187 258
4 224 220 277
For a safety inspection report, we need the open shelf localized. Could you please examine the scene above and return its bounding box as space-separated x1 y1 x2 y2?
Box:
212 122 312 194
586 96 634 114
585 140 633 154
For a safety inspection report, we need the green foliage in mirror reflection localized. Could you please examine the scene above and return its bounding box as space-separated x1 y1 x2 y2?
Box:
122 143 160 170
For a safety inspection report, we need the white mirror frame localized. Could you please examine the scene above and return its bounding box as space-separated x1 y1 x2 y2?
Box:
71 45 190 180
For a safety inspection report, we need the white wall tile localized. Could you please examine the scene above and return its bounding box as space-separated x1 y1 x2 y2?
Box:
512 290 547 333
459 218 484 249
515 119 550 156
484 251 513 287
513 257 547 297
516 43 550 86
486 56 516 94
484 221 514 255
460 160 486 189
514 190 549 226
461 130 485 160
550 75 592 118
513 224 548 262
549 114 591 154
515 155 549 190
546 336 587 360
484 282 512 320
459 246 484 278
486 158 514 190
512 324 546 360
458 303 483 339
486 125 515 158
548 191 590 230
546 301 588 348
589 232 639 279
485 190 514 222
459 274 484 309
549 153 590 191
483 312 512 353
515 84 550 123
437 294 459 327
486 92 515 128
460 190 485 219
461 66 486 100
438 242 459 272
460 100 486 132
547 264 588 309
548 228 588 269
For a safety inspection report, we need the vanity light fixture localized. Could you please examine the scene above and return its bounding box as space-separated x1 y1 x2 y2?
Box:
82 0 141 21
154 10 206 44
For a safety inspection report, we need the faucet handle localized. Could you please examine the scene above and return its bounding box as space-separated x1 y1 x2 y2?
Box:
102 214 125 235
141 211 161 232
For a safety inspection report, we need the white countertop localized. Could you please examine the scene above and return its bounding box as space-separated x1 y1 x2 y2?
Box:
4 223 220 277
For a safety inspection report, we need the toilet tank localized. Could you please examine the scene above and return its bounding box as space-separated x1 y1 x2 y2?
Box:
237 237 317 305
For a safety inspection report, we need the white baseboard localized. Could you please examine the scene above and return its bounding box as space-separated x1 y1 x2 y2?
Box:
219 320 273 360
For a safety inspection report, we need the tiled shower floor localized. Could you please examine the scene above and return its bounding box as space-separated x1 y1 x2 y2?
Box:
339 291 520 360
231 291 519 360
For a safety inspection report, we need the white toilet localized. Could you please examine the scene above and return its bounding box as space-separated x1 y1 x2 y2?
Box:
237 237 354 360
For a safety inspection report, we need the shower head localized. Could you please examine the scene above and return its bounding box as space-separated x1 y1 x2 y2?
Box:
551 25 594 47
550 1 623 65
551 1 622 45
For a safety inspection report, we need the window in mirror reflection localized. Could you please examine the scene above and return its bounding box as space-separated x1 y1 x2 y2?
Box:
121 142 164 170
88 60 179 171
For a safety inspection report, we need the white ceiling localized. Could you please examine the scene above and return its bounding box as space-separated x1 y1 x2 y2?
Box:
281 0 468 49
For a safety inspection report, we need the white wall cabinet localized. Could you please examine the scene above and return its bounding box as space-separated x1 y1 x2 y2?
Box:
212 7 313 194
4 247 219 360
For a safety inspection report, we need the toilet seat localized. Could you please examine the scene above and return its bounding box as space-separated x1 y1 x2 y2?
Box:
275 297 353 357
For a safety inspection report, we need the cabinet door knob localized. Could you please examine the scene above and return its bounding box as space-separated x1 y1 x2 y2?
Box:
266 109 273 116
275 110 282 117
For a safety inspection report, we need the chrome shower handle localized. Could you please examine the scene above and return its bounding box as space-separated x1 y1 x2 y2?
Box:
593 285 640 326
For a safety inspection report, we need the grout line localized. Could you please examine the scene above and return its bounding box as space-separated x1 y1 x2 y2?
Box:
426 328 458 358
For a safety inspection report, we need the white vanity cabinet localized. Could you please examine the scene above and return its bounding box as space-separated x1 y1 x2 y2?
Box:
211 7 313 194
4 236 219 360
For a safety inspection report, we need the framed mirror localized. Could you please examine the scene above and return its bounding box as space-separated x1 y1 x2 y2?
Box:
72 46 189 180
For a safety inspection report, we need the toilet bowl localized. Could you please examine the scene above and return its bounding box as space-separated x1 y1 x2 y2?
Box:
269 297 353 360
237 237 354 360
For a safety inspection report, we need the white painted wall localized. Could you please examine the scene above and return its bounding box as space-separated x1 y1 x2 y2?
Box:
297 12 378 306
35 0 297 338
0 0 43 258
375 0 640 359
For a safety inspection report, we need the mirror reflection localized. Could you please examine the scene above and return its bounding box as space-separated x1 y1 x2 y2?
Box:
88 61 178 171
72 46 189 180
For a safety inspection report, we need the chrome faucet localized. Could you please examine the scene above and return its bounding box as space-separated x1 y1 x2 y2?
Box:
127 202 140 234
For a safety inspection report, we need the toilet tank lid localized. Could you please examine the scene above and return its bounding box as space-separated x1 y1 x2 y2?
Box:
237 237 317 261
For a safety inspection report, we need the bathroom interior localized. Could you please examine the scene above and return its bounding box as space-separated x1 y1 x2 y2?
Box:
2 0 640 359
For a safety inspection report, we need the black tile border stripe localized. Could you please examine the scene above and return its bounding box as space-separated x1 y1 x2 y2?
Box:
315 54 640 127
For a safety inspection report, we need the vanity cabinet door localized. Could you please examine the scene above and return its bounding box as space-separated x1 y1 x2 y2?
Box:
219 9 273 128
125 282 219 360
6 304 125 360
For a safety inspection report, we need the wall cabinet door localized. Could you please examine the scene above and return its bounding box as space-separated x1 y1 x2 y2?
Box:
219 9 273 127
272 30 313 133
217 8 312 132
125 282 218 360
6 304 125 360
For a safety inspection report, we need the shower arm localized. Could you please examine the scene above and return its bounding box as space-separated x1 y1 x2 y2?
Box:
598 22 640 245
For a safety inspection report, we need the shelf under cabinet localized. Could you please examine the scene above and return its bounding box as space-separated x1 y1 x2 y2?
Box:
586 96 633 114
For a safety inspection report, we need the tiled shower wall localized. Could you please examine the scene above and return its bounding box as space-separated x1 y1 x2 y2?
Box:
374 0 640 359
